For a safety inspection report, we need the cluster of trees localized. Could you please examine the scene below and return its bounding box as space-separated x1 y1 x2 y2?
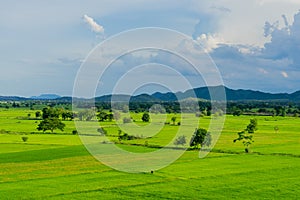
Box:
173 128 212 149
37 107 65 133
32 106 258 153
227 102 300 117
118 133 139 141
3 98 300 117
173 120 258 152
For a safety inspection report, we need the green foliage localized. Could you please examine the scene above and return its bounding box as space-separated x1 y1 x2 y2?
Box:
61 110 74 121
78 109 95 121
202 132 212 148
246 118 258 133
281 108 286 117
206 109 211 116
233 119 258 153
97 127 107 136
174 135 186 146
190 128 211 149
35 111 41 118
118 133 137 141
21 136 28 142
113 111 121 121
106 113 114 121
97 111 108 122
123 117 132 124
37 107 65 133
142 112 150 122
233 108 243 116
97 111 114 122
171 116 177 125
42 107 60 119
37 118 65 133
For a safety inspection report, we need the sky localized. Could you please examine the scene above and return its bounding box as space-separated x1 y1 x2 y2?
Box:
1 0 300 97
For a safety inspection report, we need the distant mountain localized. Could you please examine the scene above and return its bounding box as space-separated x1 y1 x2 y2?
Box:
151 86 293 101
95 94 131 102
95 94 160 102
1 86 300 102
152 92 177 101
30 94 61 100
0 96 27 101
290 91 300 101
179 86 291 101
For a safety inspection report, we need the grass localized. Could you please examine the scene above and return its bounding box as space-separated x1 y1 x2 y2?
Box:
0 108 300 199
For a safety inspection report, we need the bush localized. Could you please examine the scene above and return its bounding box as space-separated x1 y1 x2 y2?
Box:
142 112 150 122
144 141 149 146
97 128 107 136
174 135 186 146
118 133 137 141
123 117 132 124
21 136 28 142
72 130 78 135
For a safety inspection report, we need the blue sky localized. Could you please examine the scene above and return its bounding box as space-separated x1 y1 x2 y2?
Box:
1 0 300 97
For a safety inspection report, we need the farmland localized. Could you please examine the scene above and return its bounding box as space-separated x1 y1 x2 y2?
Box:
0 108 300 199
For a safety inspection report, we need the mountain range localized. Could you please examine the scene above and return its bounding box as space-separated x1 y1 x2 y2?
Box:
1 86 300 102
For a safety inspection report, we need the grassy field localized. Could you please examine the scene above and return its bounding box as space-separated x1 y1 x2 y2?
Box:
0 108 300 199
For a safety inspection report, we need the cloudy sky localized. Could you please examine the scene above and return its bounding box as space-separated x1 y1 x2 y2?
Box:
1 0 300 97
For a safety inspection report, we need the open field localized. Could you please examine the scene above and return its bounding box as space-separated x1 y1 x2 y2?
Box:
0 108 300 199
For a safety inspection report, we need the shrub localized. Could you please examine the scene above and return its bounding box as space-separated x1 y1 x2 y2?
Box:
97 128 107 136
142 112 150 122
118 133 137 141
123 117 132 124
174 135 186 146
72 130 78 135
22 136 28 142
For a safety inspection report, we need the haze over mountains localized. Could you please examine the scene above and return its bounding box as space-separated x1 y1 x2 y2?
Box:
1 86 300 102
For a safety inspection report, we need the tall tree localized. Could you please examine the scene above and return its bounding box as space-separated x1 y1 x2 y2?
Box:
233 119 258 153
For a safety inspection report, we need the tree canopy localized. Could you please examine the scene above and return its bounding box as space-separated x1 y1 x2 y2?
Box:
190 128 211 149
233 119 258 153
142 112 150 122
37 107 65 133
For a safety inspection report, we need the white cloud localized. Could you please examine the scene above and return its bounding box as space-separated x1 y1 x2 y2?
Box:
263 10 300 68
257 0 300 6
281 71 288 78
205 10 300 93
258 68 268 74
83 14 104 34
2 0 300 96
238 46 254 55
195 33 225 52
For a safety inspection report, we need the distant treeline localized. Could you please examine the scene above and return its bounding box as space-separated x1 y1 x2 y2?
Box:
1 99 300 116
